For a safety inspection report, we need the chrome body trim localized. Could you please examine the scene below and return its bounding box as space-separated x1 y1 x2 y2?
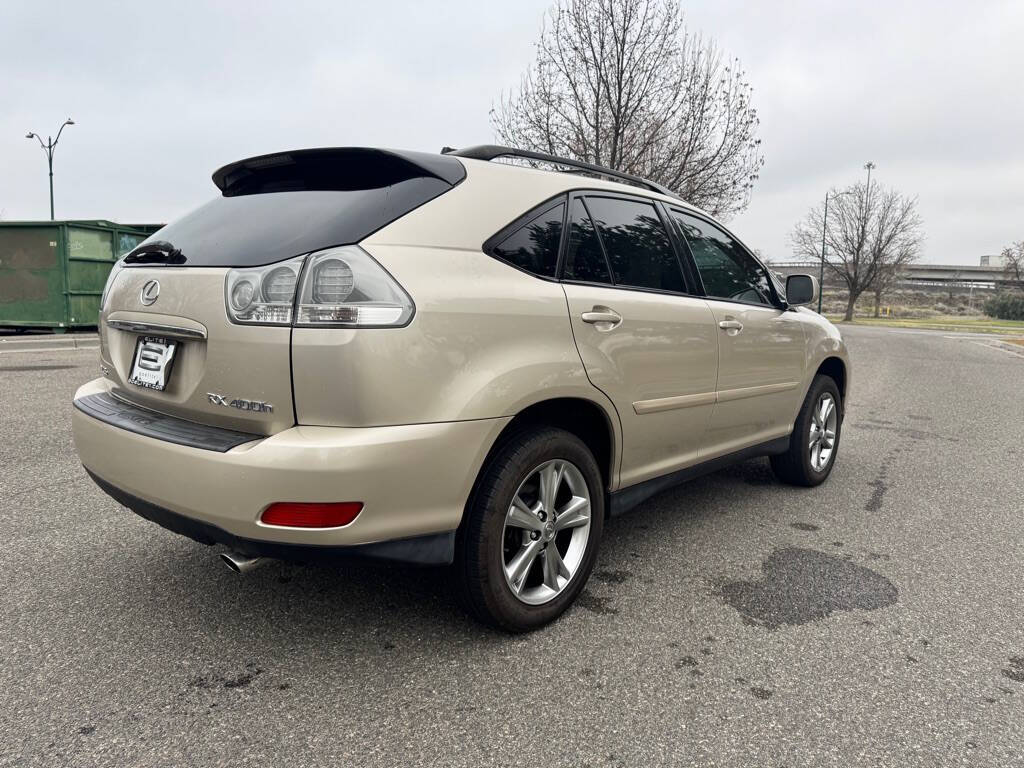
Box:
106 320 208 340
632 381 799 414
632 391 717 414
716 381 800 403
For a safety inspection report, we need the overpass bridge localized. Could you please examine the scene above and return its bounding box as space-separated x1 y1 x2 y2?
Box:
770 262 1022 290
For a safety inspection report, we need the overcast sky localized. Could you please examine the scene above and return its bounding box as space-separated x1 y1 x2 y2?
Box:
2 0 1021 264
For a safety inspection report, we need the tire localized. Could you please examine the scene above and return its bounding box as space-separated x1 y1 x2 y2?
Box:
770 374 843 487
454 427 605 632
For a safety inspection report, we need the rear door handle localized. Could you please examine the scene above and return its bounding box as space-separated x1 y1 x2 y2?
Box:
718 319 743 335
581 307 622 329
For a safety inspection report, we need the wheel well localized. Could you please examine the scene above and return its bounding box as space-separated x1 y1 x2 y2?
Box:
488 398 615 492
816 357 847 401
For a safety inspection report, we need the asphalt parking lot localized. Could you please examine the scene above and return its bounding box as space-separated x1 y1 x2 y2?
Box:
1 325 1022 767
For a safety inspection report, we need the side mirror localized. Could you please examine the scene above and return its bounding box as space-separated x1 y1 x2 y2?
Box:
785 274 819 307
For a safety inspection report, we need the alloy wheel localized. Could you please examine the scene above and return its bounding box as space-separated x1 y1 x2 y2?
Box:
501 459 592 605
808 392 838 472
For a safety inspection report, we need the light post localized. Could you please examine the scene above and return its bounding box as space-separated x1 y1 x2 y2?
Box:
25 118 75 220
817 180 867 314
817 189 853 314
818 191 831 314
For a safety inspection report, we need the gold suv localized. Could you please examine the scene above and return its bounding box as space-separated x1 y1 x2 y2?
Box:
73 145 850 631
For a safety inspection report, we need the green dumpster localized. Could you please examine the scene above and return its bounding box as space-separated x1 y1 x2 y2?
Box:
0 220 162 332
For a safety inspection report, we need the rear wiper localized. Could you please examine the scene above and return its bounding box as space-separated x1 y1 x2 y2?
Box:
124 241 186 265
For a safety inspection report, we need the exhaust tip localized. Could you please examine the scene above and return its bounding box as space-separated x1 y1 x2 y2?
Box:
219 552 242 573
220 551 264 574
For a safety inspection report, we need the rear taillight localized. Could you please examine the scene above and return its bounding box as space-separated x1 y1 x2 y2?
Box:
260 501 363 528
225 255 303 325
224 245 413 328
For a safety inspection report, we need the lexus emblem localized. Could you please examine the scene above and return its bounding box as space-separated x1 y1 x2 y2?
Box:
140 279 160 306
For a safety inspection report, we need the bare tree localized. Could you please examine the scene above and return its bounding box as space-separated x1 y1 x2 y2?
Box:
492 0 764 218
791 182 923 321
871 262 905 317
1001 241 1024 284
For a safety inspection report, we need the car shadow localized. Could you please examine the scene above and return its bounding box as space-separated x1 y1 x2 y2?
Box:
89 459 776 671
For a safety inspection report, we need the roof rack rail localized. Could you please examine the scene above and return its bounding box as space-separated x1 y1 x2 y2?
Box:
443 144 679 200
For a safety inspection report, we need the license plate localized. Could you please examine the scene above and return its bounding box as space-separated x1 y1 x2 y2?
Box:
128 336 178 391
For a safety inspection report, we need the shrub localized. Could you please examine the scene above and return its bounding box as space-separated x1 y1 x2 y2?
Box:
983 293 1024 321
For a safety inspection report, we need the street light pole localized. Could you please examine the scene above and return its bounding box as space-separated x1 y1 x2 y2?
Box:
25 118 74 220
818 190 830 314
863 161 876 203
817 188 856 314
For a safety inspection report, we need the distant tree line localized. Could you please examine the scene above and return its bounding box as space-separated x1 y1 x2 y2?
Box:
983 241 1024 320
983 293 1024 321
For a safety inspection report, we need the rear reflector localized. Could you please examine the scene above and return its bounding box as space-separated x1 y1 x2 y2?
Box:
260 502 363 528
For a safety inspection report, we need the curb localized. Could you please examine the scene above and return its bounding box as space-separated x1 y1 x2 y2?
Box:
0 335 100 355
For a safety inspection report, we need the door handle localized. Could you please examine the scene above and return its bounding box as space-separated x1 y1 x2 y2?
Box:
718 319 743 335
581 307 622 329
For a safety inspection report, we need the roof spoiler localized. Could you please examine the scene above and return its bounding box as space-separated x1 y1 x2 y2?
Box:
212 147 466 197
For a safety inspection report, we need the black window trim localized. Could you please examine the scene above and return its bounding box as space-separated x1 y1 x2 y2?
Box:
479 187 780 308
482 193 569 283
574 196 616 285
558 189 697 299
654 199 704 296
667 206 786 309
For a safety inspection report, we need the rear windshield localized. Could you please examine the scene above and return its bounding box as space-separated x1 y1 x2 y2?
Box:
125 149 463 268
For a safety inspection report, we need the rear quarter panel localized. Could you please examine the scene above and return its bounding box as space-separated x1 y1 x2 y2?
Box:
292 160 624 434
290 245 610 427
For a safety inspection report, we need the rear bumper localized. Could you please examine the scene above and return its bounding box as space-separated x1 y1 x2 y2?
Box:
72 378 510 564
85 471 455 564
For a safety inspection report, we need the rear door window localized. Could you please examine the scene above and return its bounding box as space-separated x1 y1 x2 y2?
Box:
491 202 564 278
563 199 612 284
585 196 685 293
672 210 773 305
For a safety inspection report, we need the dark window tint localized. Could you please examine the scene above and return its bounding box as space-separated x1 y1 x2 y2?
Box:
492 203 564 278
586 197 684 292
673 211 772 305
564 199 611 284
125 178 452 268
